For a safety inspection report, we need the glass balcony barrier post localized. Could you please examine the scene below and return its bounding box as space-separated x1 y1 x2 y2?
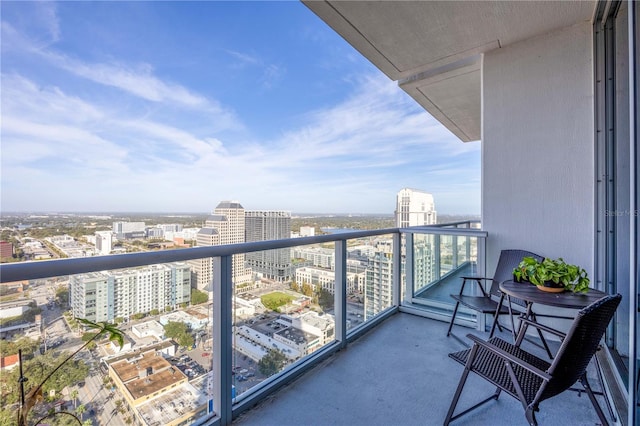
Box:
392 232 402 307
213 255 233 425
334 240 347 348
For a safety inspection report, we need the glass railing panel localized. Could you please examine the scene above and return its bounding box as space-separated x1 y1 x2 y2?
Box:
354 233 396 324
0 228 404 424
232 242 337 399
407 228 485 321
0 263 216 426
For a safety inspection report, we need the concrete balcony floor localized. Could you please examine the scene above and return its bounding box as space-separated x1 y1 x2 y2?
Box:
234 312 610 426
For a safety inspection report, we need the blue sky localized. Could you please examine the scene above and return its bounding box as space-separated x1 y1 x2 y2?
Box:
1 1 480 215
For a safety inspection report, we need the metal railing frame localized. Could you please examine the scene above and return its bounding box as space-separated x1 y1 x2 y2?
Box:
0 222 485 425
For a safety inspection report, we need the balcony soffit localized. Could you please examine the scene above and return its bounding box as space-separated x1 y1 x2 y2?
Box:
302 0 596 143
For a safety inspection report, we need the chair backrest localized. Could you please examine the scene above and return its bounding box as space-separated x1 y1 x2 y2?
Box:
540 293 622 402
488 249 544 300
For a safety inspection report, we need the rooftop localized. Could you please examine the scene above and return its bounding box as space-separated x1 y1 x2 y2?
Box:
111 351 187 401
136 376 210 426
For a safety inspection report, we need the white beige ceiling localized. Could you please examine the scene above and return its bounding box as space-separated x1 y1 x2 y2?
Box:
303 1 596 142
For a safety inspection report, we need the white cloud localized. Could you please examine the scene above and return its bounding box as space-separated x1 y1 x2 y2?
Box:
1 70 480 213
1 9 480 215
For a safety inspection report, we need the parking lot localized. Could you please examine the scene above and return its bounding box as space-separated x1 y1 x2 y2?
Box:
167 353 208 379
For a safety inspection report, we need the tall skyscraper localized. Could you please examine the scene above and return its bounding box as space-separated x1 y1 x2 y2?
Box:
395 188 437 227
189 228 219 291
95 231 113 255
245 210 292 282
394 188 436 292
189 201 252 290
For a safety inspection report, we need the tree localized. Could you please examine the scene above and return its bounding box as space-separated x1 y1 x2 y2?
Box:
258 349 288 377
290 281 299 292
0 336 40 357
15 318 124 426
70 389 79 409
301 283 314 297
163 321 194 348
149 309 159 316
56 287 69 306
75 404 85 421
317 288 334 311
0 408 15 426
163 321 189 338
190 288 208 305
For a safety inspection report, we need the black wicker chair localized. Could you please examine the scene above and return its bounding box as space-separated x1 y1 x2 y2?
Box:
446 249 543 338
444 293 622 426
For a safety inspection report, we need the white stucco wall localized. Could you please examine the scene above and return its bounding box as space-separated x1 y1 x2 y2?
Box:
482 22 594 278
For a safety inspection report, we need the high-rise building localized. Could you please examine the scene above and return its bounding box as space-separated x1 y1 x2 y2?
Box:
364 240 394 319
189 201 252 290
189 228 219 291
69 263 191 322
112 221 146 240
394 188 436 291
395 188 437 227
245 210 292 282
95 231 113 255
295 266 358 295
292 247 334 269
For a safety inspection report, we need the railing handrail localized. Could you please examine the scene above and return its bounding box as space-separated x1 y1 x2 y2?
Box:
0 228 395 283
431 220 481 228
401 226 487 237
0 225 484 283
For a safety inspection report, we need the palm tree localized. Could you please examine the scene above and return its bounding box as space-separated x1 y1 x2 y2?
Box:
75 404 86 422
70 389 79 410
18 319 124 426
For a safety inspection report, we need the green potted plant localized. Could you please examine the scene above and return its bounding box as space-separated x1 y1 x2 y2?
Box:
513 257 590 293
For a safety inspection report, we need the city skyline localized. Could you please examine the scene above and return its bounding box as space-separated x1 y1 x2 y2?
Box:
1 2 481 215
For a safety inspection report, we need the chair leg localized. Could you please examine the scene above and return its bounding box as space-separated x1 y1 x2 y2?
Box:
489 294 506 338
580 375 609 426
593 348 616 422
525 407 538 426
447 302 461 336
444 356 471 425
530 312 554 359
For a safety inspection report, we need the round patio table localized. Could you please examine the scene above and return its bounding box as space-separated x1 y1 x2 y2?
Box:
499 280 607 309
498 280 615 422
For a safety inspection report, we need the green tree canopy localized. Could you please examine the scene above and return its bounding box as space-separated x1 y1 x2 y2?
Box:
190 288 208 305
55 287 69 306
0 336 40 357
301 283 314 297
258 349 288 377
317 288 334 311
3 352 89 405
163 321 194 348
